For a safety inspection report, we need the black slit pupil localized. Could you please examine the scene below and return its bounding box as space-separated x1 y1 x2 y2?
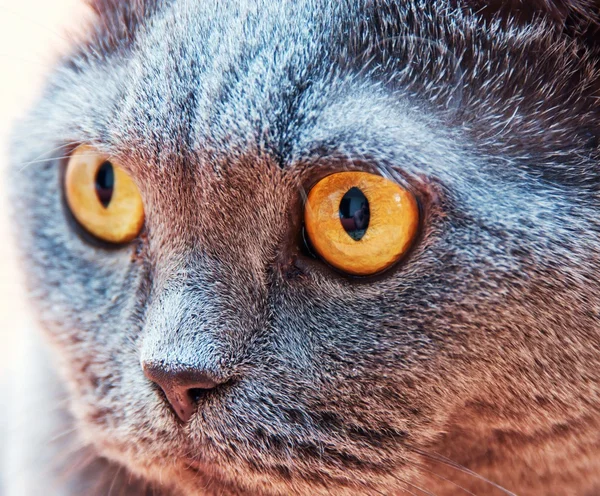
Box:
95 161 114 208
339 187 370 241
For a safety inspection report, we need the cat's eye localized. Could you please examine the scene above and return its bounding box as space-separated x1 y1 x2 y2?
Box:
65 145 144 244
304 171 419 276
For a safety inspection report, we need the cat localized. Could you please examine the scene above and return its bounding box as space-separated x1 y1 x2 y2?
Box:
3 0 600 494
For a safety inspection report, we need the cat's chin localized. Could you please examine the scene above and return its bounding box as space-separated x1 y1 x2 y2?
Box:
91 431 411 496
96 446 296 496
91 439 217 494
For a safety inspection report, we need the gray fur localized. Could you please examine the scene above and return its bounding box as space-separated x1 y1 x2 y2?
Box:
5 0 600 494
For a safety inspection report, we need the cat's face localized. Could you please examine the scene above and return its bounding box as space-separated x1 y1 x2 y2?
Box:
10 0 600 494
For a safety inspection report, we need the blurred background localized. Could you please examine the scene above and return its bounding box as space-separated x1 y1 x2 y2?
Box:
0 0 86 375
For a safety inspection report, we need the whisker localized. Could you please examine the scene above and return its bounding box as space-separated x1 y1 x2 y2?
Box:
397 477 437 496
107 464 124 496
386 470 438 496
11 140 90 173
360 484 389 495
354 480 390 496
47 426 79 444
394 484 419 496
55 445 97 489
26 141 81 161
407 459 478 495
407 446 517 496
89 461 113 496
14 394 70 413
17 153 99 171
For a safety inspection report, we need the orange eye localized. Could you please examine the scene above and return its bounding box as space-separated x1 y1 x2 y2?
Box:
304 171 419 276
65 145 144 244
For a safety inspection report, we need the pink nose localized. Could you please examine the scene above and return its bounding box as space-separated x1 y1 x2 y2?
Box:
142 363 224 422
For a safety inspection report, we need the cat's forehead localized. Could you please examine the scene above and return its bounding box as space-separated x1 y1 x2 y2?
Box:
78 0 468 186
51 0 599 192
90 0 317 153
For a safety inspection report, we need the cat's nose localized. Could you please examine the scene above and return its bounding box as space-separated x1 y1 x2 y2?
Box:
142 362 226 422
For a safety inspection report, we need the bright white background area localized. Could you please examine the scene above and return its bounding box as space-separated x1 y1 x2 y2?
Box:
0 0 88 375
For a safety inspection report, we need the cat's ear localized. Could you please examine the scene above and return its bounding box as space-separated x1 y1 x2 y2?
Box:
458 0 600 50
85 0 168 53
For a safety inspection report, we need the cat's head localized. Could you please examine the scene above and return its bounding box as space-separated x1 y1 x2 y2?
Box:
10 0 600 494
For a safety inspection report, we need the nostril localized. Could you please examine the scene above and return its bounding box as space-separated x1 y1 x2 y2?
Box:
189 388 209 404
142 362 228 422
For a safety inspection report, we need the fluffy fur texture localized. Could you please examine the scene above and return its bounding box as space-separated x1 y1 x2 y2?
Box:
4 0 600 494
